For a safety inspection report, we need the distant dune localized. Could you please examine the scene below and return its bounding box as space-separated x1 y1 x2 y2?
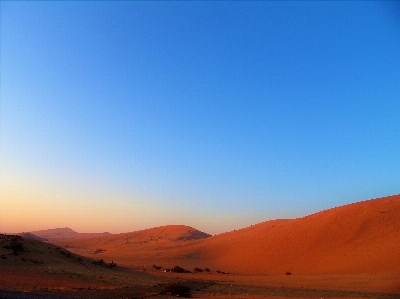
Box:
29 227 111 241
53 195 400 276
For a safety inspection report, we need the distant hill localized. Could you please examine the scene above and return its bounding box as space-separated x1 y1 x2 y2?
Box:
30 227 111 241
18 232 47 242
55 224 210 247
51 225 211 264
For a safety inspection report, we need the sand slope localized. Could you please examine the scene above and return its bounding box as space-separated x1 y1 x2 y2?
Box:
0 234 170 293
193 194 400 274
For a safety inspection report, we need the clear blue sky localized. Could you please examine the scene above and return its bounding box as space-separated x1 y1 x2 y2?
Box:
1 1 399 234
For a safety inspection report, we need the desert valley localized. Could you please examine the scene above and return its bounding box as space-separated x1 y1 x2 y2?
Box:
1 194 399 299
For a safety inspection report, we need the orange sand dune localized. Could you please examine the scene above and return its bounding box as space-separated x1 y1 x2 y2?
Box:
55 195 400 277
56 225 211 267
193 194 400 275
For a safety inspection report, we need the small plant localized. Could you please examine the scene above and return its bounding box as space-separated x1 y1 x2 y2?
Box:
153 264 162 270
193 267 203 273
10 241 24 255
204 268 210 272
160 283 191 297
285 271 292 275
109 261 117 268
171 265 186 273
92 259 105 266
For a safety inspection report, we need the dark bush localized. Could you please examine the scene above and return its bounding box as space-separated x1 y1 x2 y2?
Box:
285 271 292 275
153 264 162 270
92 259 105 266
193 267 203 273
171 265 186 273
204 268 210 272
10 241 24 255
160 283 191 297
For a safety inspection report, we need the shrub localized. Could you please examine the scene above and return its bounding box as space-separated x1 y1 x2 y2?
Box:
10 241 24 255
285 271 291 275
153 264 162 270
160 283 191 297
171 265 186 273
204 268 210 272
193 267 203 273
109 261 116 268
92 259 105 266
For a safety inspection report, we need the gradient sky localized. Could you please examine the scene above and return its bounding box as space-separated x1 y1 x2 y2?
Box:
1 1 400 235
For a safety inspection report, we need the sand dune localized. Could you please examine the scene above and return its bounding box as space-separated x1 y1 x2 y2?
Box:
55 195 400 276
193 194 400 274
54 225 211 268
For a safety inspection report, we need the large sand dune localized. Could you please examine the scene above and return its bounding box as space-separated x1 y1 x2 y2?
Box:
54 195 400 276
193 194 400 274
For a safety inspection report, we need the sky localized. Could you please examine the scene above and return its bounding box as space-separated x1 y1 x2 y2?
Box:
1 1 400 235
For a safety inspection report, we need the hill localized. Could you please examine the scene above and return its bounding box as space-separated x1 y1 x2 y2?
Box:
29 227 111 241
0 234 171 295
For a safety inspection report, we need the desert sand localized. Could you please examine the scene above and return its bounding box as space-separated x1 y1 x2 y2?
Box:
1 195 399 298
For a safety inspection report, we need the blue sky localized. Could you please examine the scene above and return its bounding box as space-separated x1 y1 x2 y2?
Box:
1 1 399 234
